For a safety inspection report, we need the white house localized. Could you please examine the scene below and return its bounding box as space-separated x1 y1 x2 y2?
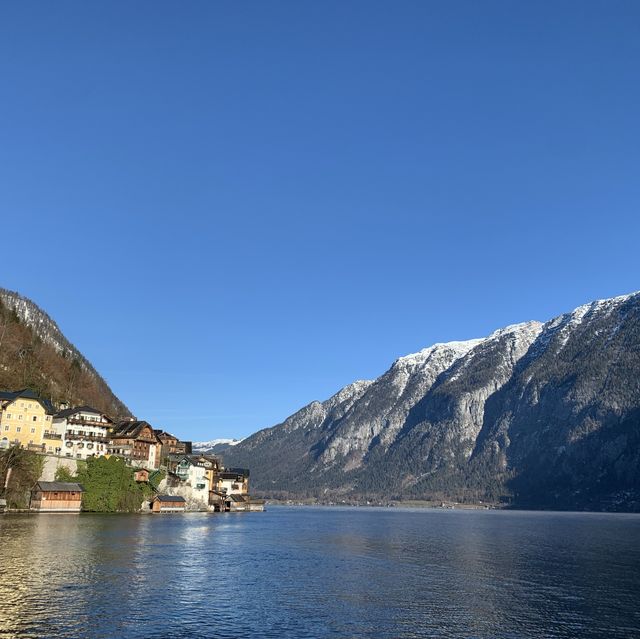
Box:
167 454 211 507
53 406 113 460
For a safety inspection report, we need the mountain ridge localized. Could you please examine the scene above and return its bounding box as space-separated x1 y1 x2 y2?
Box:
219 290 640 511
0 287 130 418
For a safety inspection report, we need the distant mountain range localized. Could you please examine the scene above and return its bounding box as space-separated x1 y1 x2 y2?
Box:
219 292 640 511
193 438 244 454
0 288 130 418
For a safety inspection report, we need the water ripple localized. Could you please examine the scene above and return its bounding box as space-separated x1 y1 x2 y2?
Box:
1 509 639 638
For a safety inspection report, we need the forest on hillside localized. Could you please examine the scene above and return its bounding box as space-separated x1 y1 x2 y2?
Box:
0 295 130 418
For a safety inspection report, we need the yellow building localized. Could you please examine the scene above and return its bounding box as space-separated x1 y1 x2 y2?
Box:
0 389 54 451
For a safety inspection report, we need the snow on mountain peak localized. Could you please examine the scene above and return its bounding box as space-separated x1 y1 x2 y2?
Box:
394 338 484 369
193 438 244 450
486 321 544 342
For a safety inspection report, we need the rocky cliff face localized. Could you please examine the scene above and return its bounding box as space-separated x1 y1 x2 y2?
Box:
0 288 130 418
221 292 640 511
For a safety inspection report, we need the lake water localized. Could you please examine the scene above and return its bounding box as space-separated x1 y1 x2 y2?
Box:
1 507 639 638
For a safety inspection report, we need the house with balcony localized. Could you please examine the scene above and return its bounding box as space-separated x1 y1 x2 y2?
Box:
0 389 54 451
52 406 113 459
109 420 161 469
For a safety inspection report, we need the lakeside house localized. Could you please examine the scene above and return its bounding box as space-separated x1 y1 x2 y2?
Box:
0 388 263 515
30 481 84 512
217 468 250 495
151 494 186 513
209 467 264 511
165 454 213 507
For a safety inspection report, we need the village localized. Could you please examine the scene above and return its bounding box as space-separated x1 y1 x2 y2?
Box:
0 388 264 514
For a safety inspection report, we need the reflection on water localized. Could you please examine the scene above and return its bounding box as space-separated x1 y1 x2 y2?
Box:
1 508 639 638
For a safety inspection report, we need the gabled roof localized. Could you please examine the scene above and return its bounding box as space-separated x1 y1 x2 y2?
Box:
0 389 55 414
111 420 157 440
154 430 178 441
168 453 219 468
35 481 84 492
219 468 250 480
226 467 250 476
54 405 112 421
7 388 40 399
154 495 186 503
168 453 191 464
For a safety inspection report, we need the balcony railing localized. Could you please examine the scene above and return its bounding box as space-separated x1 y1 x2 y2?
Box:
66 417 110 426
43 432 62 440
65 434 109 443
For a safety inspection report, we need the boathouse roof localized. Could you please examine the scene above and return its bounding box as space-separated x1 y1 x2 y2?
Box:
35 481 84 492
154 495 186 503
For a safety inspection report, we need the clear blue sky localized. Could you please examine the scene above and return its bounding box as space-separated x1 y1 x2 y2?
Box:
1 2 639 441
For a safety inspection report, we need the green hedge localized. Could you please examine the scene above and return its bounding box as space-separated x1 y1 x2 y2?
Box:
74 456 154 512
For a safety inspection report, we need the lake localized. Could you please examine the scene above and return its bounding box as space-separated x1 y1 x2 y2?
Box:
1 507 639 638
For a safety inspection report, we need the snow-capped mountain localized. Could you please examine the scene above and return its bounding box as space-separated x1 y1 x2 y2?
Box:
221 291 640 511
193 438 244 453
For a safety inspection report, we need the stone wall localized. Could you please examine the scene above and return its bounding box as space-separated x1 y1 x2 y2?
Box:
39 454 79 481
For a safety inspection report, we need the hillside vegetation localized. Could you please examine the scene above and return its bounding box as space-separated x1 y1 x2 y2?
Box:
0 288 130 418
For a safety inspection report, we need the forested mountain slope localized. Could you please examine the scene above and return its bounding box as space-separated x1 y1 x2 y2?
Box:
222 292 640 511
0 288 130 418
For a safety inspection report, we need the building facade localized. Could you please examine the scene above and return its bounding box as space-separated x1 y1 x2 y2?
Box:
216 468 250 496
0 389 54 451
109 420 161 469
52 406 112 459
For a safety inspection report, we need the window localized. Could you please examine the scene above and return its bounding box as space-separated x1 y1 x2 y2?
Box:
30 428 35 434
18 415 23 421
32 416 37 422
6 414 11 419
3 426 8 431
16 427 21 433
45 416 51 421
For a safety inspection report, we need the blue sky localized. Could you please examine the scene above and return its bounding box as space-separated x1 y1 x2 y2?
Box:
1 1 639 441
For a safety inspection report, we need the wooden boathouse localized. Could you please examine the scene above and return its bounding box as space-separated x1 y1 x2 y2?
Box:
151 494 187 513
30 481 84 513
